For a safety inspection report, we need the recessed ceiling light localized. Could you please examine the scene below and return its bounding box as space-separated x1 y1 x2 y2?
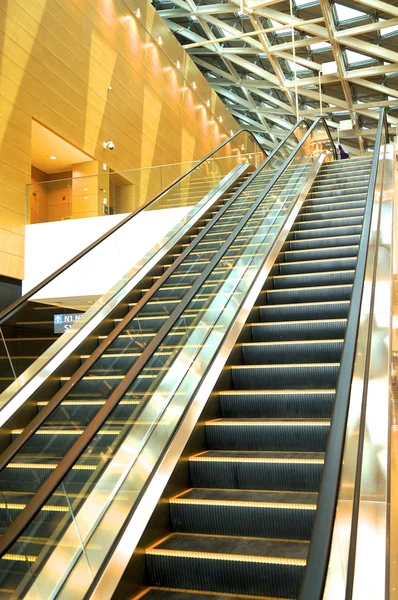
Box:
49 156 57 160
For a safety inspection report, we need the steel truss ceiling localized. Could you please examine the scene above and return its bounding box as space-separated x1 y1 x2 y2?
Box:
154 0 398 153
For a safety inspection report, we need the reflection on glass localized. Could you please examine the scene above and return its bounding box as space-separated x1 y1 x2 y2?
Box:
0 120 335 599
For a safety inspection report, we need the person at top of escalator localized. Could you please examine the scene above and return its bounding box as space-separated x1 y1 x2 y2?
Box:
338 143 349 159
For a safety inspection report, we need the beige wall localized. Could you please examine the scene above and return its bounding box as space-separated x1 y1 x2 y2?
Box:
0 0 238 280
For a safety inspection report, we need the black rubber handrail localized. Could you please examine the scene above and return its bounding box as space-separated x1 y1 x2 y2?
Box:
0 117 332 559
0 129 265 325
0 120 308 467
299 109 389 600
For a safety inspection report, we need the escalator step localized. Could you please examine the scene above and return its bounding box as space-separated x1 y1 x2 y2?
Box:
250 319 347 341
219 390 334 419
287 233 360 250
146 533 308 598
259 301 349 321
241 340 343 364
288 224 362 240
266 284 352 304
292 216 363 231
170 488 316 539
189 451 324 491
273 270 355 288
298 207 364 221
205 419 329 452
231 363 339 389
277 257 357 275
137 590 270 600
282 245 358 262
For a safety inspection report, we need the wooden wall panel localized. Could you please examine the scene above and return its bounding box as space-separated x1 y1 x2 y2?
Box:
0 0 238 280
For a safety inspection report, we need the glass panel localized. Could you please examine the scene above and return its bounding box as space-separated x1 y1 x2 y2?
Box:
0 131 266 418
0 120 334 598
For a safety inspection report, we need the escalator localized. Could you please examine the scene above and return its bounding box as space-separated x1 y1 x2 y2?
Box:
140 156 373 600
0 116 380 599
0 122 313 597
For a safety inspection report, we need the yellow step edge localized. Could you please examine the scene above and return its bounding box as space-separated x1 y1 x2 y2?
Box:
7 463 97 470
0 503 68 512
218 389 336 395
170 498 317 510
276 257 357 267
231 362 340 369
206 420 330 427
146 548 306 567
259 300 349 307
283 245 358 254
240 339 344 346
133 586 290 600
3 554 36 563
189 456 324 464
250 319 347 325
267 283 352 292
273 269 355 279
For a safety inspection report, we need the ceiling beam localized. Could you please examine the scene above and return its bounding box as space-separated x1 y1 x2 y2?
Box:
350 0 398 17
334 17 398 38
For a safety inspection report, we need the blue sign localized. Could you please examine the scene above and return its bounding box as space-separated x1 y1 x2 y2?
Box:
54 313 82 334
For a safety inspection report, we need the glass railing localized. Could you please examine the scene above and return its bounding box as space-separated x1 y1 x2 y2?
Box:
27 152 265 225
0 129 267 422
0 118 335 599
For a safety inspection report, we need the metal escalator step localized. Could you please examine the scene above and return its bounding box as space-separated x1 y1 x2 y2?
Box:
292 216 363 231
189 450 324 491
259 301 349 321
277 257 357 275
231 363 339 389
288 224 362 240
266 284 352 304
287 233 360 250
298 207 364 221
272 270 355 289
146 532 308 598
303 193 366 211
302 199 365 213
307 186 368 199
135 589 278 600
37 399 140 424
205 419 330 452
219 390 334 419
282 245 358 262
169 488 317 540
241 340 343 364
250 319 347 341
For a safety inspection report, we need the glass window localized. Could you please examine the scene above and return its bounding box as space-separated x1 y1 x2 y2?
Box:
335 3 367 23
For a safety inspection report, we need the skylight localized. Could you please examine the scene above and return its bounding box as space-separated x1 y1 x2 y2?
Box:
335 3 367 23
310 41 331 51
270 19 292 36
345 49 374 66
288 60 311 74
295 0 319 6
380 19 398 37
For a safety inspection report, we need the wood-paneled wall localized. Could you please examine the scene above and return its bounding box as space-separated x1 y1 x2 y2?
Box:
0 0 238 280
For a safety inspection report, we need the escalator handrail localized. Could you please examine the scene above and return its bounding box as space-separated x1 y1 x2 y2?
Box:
0 120 309 472
299 109 389 600
0 129 265 325
0 117 331 560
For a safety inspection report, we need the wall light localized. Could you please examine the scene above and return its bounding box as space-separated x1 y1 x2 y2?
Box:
157 36 163 45
218 116 223 123
192 81 197 89
135 8 141 18
176 60 181 69
230 130 234 136
49 156 57 160
206 99 210 107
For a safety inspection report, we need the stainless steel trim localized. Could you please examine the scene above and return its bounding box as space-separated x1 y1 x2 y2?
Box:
323 143 394 600
0 165 249 428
